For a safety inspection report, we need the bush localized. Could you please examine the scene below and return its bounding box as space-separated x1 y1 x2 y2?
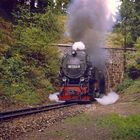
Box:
116 77 140 94
123 79 140 94
126 37 140 79
116 78 134 93
106 33 124 48
0 18 15 54
0 7 63 105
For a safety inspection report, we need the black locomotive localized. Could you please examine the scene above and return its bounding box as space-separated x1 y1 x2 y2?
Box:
58 48 105 102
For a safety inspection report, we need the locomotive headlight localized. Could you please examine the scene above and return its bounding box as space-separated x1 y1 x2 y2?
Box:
80 77 85 82
62 77 67 82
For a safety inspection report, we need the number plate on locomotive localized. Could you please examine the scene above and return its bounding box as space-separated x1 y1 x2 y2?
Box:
67 65 80 68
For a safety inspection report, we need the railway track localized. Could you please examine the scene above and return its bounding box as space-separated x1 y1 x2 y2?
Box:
0 102 77 121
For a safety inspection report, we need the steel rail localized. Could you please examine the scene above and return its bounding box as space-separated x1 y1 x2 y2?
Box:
0 102 77 121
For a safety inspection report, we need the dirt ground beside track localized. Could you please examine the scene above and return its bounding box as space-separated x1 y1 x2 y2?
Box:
16 93 140 140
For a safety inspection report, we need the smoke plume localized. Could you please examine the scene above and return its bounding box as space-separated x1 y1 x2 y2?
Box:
67 0 119 68
95 91 119 105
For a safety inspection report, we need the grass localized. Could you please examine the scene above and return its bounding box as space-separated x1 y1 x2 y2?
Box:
116 78 140 95
65 113 94 126
96 113 140 140
65 113 140 140
116 78 134 93
48 130 65 137
124 79 140 94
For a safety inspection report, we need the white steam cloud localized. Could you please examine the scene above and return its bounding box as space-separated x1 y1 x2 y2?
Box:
72 41 86 50
49 92 60 102
67 0 120 69
49 92 65 103
95 91 119 105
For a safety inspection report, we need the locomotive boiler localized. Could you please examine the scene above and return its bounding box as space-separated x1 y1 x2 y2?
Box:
58 42 105 102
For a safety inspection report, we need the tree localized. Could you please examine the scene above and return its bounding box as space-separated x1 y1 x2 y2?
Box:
55 0 70 13
120 0 140 45
0 0 51 20
0 0 17 19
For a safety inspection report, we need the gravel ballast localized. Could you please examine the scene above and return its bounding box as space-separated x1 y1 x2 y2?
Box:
0 104 87 140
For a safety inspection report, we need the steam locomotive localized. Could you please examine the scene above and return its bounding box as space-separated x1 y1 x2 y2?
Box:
58 42 105 102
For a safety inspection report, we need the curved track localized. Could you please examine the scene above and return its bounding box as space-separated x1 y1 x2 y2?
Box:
0 102 77 121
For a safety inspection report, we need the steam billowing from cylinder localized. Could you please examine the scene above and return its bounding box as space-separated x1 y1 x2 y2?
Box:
49 92 65 103
95 91 119 105
67 0 119 68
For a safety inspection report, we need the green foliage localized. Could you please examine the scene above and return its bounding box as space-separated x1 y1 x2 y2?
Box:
126 37 140 79
106 33 124 48
14 7 63 40
120 0 140 43
116 77 140 95
65 113 93 126
117 37 140 93
0 18 15 53
0 7 63 105
116 78 134 93
54 0 70 14
65 113 140 140
123 79 140 95
135 37 140 51
97 114 140 140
